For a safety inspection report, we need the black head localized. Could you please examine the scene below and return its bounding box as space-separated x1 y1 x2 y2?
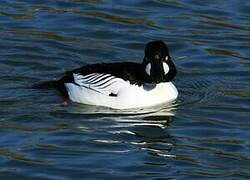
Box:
142 40 176 83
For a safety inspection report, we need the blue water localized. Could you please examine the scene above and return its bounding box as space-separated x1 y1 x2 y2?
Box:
1 0 250 179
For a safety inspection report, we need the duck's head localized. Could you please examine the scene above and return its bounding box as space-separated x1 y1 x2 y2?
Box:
143 40 176 83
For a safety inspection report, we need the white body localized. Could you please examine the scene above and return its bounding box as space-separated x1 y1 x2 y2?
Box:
65 73 178 109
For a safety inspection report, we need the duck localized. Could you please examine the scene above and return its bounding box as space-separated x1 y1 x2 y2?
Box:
42 40 178 109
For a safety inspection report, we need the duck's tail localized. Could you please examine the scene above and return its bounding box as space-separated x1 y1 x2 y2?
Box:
32 80 68 97
32 80 58 89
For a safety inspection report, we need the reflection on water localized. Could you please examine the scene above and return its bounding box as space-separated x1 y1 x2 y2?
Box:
1 0 250 179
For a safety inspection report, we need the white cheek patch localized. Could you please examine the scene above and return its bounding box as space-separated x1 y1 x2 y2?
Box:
163 62 169 75
145 63 151 76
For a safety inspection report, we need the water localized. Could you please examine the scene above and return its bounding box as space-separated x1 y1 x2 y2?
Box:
1 0 250 179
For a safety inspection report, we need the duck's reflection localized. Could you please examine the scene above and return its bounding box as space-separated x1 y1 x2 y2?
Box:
70 102 178 159
127 112 176 159
94 103 177 158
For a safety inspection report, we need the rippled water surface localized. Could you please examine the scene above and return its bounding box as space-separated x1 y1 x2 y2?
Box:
1 0 250 179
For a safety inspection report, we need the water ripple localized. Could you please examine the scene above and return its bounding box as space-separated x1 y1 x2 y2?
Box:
85 11 157 27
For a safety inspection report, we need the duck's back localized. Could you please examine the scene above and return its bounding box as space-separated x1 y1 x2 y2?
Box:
66 62 145 82
53 62 148 98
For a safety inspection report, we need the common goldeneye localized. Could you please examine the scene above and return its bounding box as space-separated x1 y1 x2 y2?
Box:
41 40 178 109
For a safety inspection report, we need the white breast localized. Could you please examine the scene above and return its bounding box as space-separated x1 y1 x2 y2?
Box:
65 73 178 109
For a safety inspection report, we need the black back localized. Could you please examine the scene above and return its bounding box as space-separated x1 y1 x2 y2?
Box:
60 62 151 85
52 62 152 97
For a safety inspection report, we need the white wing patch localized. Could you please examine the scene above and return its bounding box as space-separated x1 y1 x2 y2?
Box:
72 73 127 96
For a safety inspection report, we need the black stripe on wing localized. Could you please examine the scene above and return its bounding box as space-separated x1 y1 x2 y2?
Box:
76 73 113 84
78 73 102 82
92 76 117 87
72 73 126 96
90 74 114 84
